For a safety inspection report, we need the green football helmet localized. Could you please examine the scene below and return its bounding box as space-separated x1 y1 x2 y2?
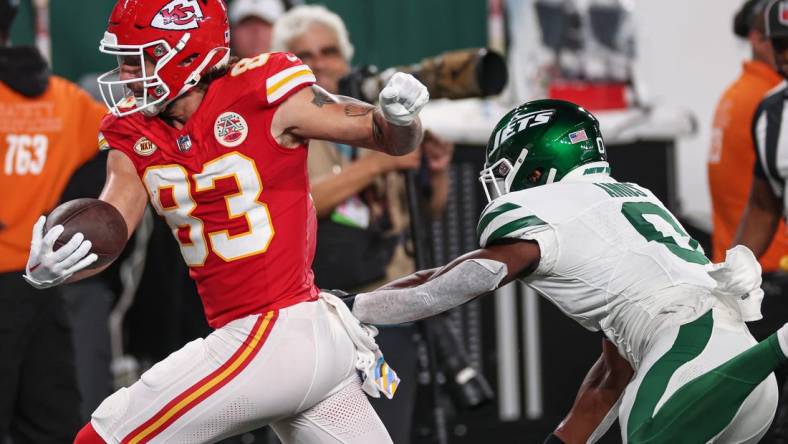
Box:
479 99 610 202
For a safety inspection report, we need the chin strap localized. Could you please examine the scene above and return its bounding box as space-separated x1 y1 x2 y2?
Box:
179 46 229 94
560 161 612 183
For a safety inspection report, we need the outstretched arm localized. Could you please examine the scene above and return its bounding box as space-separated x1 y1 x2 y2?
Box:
349 240 541 324
272 73 428 156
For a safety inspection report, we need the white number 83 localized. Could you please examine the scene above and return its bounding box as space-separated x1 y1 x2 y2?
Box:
143 152 274 266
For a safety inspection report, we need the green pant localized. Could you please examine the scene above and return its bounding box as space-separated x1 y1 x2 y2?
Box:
623 310 783 443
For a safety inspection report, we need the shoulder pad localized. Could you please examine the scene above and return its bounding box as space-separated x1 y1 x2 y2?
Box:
98 112 148 155
227 52 316 106
477 192 548 247
98 131 110 151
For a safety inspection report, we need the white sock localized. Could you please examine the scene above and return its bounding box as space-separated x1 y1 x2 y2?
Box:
777 324 788 359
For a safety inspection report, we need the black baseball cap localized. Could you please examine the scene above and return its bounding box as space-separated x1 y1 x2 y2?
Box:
766 0 788 38
0 0 20 34
735 0 768 37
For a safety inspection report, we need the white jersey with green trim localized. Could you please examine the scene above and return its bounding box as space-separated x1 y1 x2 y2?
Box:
477 176 718 366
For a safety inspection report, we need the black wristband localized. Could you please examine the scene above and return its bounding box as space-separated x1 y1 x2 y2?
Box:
326 289 357 311
543 433 566 444
342 294 356 311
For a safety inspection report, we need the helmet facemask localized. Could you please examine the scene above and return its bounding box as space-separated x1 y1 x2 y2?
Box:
479 147 531 203
98 31 230 117
98 32 184 117
480 159 512 203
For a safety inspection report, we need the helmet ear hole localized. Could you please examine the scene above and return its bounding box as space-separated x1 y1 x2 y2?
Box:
494 161 511 178
528 168 543 184
178 53 200 67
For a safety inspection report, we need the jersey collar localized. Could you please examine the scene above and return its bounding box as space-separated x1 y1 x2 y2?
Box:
559 161 614 183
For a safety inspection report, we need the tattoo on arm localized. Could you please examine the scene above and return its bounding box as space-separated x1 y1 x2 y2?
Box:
310 85 336 108
311 85 374 118
306 84 419 154
344 103 374 117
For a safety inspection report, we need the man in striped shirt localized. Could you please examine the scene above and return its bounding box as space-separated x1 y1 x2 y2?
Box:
735 1 788 262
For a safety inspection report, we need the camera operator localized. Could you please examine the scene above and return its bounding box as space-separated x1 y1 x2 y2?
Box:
272 6 453 443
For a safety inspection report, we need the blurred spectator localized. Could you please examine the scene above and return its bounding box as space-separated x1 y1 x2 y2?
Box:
709 0 788 340
273 5 453 290
709 0 785 268
725 1 788 440
272 6 453 443
230 0 284 58
0 0 107 441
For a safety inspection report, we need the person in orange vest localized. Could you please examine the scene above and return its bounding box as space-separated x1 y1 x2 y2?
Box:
713 1 788 440
709 0 788 337
0 1 108 442
709 0 785 270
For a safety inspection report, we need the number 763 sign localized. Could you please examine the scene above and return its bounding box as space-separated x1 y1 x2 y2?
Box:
4 134 48 176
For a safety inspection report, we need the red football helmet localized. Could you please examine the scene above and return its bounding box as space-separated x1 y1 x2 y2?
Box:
98 0 231 117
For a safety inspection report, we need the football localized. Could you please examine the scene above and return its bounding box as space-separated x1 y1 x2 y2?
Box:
45 198 128 269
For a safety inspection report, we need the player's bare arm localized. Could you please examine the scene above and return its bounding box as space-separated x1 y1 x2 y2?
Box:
68 150 148 282
346 235 633 444
99 150 149 237
271 73 427 156
551 339 633 444
734 175 783 257
347 240 540 325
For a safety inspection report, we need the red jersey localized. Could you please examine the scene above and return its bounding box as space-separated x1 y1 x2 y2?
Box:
100 52 319 328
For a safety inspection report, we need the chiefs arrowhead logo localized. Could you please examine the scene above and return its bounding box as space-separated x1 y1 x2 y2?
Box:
151 0 204 31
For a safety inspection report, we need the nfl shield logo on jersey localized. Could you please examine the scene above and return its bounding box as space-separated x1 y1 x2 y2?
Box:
214 112 249 148
177 134 193 152
151 0 204 31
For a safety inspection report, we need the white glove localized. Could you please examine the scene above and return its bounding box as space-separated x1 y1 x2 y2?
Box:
706 245 764 321
378 72 429 126
24 216 98 289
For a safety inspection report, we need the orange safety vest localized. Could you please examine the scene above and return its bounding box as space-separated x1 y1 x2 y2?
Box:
708 60 787 271
0 76 107 273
